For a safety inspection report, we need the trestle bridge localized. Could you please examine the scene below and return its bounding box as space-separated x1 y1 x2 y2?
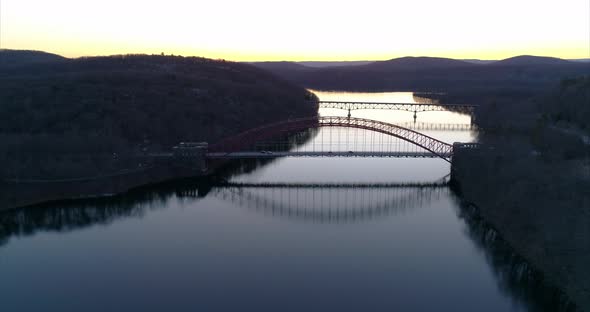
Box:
317 101 476 120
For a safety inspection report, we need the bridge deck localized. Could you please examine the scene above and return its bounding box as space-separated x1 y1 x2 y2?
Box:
206 151 451 159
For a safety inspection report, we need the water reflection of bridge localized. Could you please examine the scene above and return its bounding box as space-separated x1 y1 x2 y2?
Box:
0 182 568 312
179 180 450 223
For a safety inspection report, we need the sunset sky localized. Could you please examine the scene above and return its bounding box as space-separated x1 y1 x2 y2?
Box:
1 0 589 61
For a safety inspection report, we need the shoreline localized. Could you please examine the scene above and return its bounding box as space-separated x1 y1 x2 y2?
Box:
455 199 579 311
451 146 590 311
0 165 209 212
458 192 588 311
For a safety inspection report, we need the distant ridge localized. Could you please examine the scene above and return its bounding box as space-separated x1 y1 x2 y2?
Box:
462 59 497 65
361 56 474 71
249 61 310 71
0 49 67 67
249 54 590 94
567 58 590 63
492 55 572 66
297 61 372 68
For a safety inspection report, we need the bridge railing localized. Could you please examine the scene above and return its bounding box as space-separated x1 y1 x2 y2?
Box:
453 142 482 149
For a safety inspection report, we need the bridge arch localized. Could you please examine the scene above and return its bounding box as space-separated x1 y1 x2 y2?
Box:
208 116 453 161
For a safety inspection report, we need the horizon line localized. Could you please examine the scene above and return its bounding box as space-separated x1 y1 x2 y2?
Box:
2 48 590 63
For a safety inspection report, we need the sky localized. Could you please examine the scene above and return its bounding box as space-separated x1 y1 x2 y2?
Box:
1 0 589 61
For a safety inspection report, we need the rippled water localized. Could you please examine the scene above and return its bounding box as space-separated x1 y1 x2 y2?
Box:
0 92 565 311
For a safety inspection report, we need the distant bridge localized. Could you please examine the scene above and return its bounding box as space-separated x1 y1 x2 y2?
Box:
395 122 475 132
318 101 475 115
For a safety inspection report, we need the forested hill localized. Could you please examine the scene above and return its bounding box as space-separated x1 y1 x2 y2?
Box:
251 56 590 99
540 76 590 131
0 49 67 67
0 52 318 152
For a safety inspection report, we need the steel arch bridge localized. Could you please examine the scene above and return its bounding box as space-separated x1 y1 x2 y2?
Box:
208 116 454 161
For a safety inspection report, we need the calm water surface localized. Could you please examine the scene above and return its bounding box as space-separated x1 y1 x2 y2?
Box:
0 92 556 311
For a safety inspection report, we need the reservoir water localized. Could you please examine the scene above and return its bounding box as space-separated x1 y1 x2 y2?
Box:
0 92 562 311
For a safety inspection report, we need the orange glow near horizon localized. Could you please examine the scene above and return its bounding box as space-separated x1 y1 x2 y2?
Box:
1 0 589 61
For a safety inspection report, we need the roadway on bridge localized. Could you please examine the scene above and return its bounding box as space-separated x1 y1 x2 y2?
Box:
206 151 452 159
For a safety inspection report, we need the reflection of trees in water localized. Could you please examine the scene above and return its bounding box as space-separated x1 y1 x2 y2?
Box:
0 176 579 311
0 130 321 247
457 203 578 312
0 179 445 249
0 183 189 248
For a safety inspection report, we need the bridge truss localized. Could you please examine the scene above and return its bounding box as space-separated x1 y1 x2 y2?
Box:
318 101 475 114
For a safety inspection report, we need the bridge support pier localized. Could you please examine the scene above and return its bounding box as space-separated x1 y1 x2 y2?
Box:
450 142 482 186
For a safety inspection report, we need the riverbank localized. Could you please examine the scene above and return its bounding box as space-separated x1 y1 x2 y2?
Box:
0 51 318 211
0 164 209 211
0 154 288 212
455 201 579 311
452 134 590 311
